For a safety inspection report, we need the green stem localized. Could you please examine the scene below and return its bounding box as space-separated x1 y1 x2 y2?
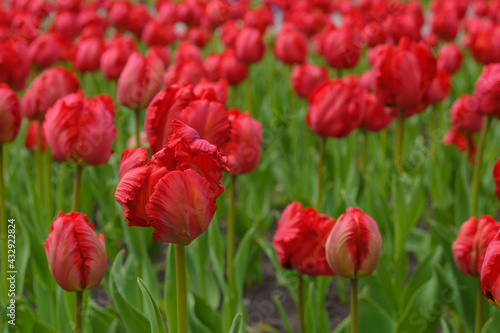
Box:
0 145 6 304
227 175 237 313
75 290 83 333
45 150 52 225
298 275 306 333
35 125 44 219
175 244 188 333
134 109 141 148
317 137 327 211
475 286 484 333
360 131 368 182
394 110 405 174
471 116 491 217
245 78 252 114
430 104 437 165
337 68 343 78
350 279 358 333
71 165 83 212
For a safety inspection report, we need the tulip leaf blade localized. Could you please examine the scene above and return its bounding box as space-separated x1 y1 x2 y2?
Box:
137 277 167 333
228 313 243 333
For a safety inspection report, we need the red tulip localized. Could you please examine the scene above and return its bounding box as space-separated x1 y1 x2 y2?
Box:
107 1 132 32
115 120 226 244
373 37 436 112
450 95 483 134
453 216 500 278
473 64 500 118
164 60 206 86
194 79 229 104
234 27 265 64
272 202 335 276
187 27 211 48
141 20 175 47
481 229 500 308
322 28 361 70
431 9 459 41
220 108 262 174
243 6 273 34
290 63 328 99
325 207 382 279
205 0 231 29
443 128 476 163
50 10 78 38
306 79 363 138
43 91 116 166
70 37 106 73
360 90 394 132
218 49 248 86
127 4 152 37
274 24 308 65
0 39 30 90
117 52 165 110
465 19 500 65
28 34 62 69
204 53 222 81
437 43 463 75
494 158 500 202
175 41 203 64
425 69 451 105
145 84 196 154
22 67 80 121
44 212 107 292
147 46 171 68
100 36 137 81
0 84 21 144
220 20 240 48
25 121 46 151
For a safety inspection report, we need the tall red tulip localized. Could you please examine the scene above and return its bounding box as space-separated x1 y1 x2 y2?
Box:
70 37 106 73
220 108 262 174
44 212 107 292
218 49 248 86
425 69 451 105
452 216 500 278
0 39 30 90
473 64 500 119
437 43 463 75
359 90 393 132
22 67 80 121
234 27 265 64
117 52 165 110
450 95 483 134
100 35 137 81
115 120 226 244
274 24 308 65
272 202 335 276
290 64 328 99
43 91 116 166
322 28 361 70
325 207 382 279
0 84 21 144
481 229 500 307
141 20 175 47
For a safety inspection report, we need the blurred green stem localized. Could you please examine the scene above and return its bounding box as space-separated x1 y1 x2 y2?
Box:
350 279 358 333
45 151 52 224
360 131 368 182
71 165 83 212
298 275 306 333
0 144 6 304
227 174 237 314
317 137 327 210
337 69 343 78
134 109 141 148
430 104 437 165
175 244 188 333
471 116 491 217
35 125 44 218
394 110 405 174
75 290 83 333
475 287 484 333
245 78 252 113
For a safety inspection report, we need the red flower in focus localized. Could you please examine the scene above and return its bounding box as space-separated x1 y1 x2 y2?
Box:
306 79 363 138
70 37 106 73
44 212 107 292
22 67 80 121
437 43 463 75
43 91 116 166
235 27 265 64
325 207 382 279
473 64 500 118
481 229 500 308
25 121 46 151
272 202 335 276
274 24 308 65
494 158 500 202
220 108 262 175
290 64 328 99
0 84 21 144
453 216 500 278
115 120 227 245
117 52 165 110
373 37 436 112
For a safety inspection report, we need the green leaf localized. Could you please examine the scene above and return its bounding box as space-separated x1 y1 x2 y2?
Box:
228 313 243 333
164 244 177 333
137 278 167 333
272 294 294 333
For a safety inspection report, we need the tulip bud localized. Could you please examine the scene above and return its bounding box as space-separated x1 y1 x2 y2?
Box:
194 79 228 105
290 64 328 99
452 216 500 278
44 212 107 292
481 229 500 307
325 207 382 279
0 84 21 144
100 35 136 81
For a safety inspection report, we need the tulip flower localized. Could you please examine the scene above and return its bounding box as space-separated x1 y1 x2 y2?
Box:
194 79 229 104
141 20 175 47
218 49 248 86
494 158 500 202
220 20 240 48
107 1 131 32
0 39 30 90
187 27 211 48
290 64 328 99
244 6 273 34
164 60 206 86
274 24 308 65
234 27 266 64
431 9 459 41
359 90 394 132
175 41 203 64
44 212 107 333
70 36 106 73
322 28 361 72
0 84 21 145
50 10 79 38
27 33 62 69
425 70 450 106
465 19 500 65
437 43 463 75
481 229 500 308
147 46 170 68
100 35 136 81
24 121 46 152
127 3 152 37
450 95 483 134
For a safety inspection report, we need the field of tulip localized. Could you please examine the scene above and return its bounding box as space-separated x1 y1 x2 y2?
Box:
2 0 500 332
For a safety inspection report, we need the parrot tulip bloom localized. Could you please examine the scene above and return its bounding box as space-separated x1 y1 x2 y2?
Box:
234 27 266 64
44 212 107 292
220 108 262 175
272 202 335 276
0 84 21 144
481 230 500 307
22 67 80 121
373 37 436 112
43 91 116 166
117 52 166 110
452 216 500 278
115 121 226 245
473 64 500 118
494 158 500 202
290 64 328 99
325 207 382 279
274 24 308 65
306 79 363 138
